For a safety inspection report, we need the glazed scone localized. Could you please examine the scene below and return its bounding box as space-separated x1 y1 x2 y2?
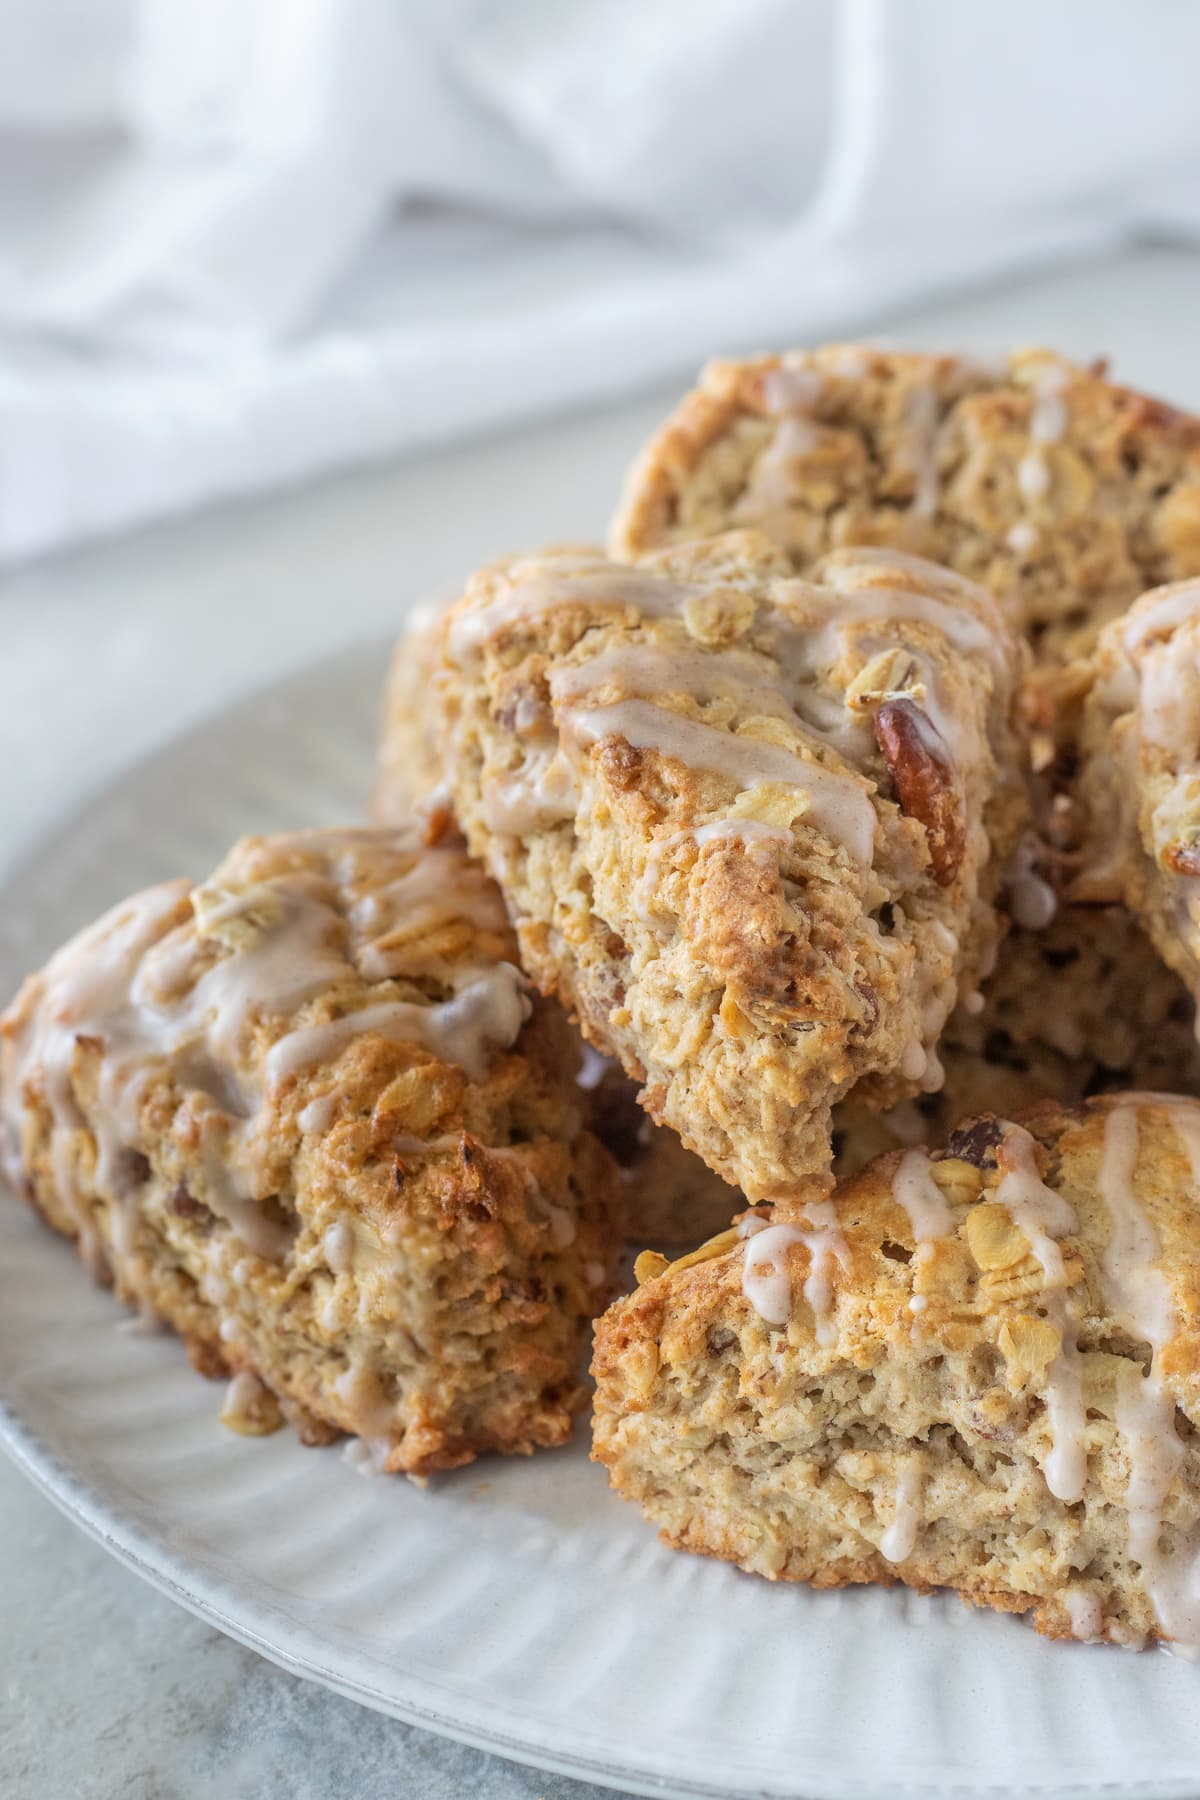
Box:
375 620 735 1251
579 1050 738 1247
1075 578 1200 1013
0 827 623 1474
834 900 1200 1175
609 346 1200 665
432 534 1028 1203
593 1094 1200 1652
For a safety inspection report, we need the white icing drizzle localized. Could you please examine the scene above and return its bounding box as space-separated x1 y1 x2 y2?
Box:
750 416 823 506
902 382 941 519
351 849 510 979
297 1092 339 1136
448 563 696 656
1 882 191 1275
1 833 531 1269
265 965 529 1090
993 1124 1087 1503
776 573 1010 686
1006 521 1039 557
880 1462 923 1563
761 363 825 415
891 1149 954 1243
342 1437 391 1477
1123 580 1200 654
1016 453 1050 503
739 1202 851 1340
575 1043 611 1091
1064 1587 1103 1642
1029 363 1070 445
565 700 877 867
1095 1097 1200 1651
1006 834 1058 931
323 1220 355 1275
796 1201 849 1344
219 1369 271 1429
741 1222 806 1326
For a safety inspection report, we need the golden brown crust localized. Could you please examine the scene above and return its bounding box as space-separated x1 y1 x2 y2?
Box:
609 346 1200 666
1 827 625 1475
593 1094 1200 1651
430 536 1028 1203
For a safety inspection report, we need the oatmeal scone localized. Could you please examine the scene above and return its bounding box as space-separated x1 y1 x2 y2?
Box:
834 900 1200 1175
594 1094 1200 1652
432 533 1028 1203
0 826 623 1474
1075 578 1200 1014
610 346 1200 665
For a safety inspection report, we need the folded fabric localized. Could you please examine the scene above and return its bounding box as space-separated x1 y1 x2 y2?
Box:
2 0 1199 561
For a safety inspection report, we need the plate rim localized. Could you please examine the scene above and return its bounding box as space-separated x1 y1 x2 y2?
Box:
3 636 1200 1800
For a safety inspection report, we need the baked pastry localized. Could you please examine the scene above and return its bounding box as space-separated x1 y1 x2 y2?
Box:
430 532 1028 1203
1075 578 1200 1014
375 631 738 1246
593 1093 1200 1652
0 826 623 1473
834 899 1200 1174
609 347 1200 666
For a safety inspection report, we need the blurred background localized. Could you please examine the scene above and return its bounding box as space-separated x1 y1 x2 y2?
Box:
4 0 1200 563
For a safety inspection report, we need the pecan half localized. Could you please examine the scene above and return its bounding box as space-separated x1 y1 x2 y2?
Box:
874 697 964 886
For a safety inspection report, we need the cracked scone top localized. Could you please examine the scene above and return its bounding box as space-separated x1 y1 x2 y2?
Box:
593 1094 1200 1653
0 826 623 1474
609 346 1200 665
1076 578 1200 1016
432 533 1028 1203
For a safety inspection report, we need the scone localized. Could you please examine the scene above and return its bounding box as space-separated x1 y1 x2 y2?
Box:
834 900 1200 1174
431 533 1028 1203
1075 578 1200 1011
0 826 623 1474
375 598 735 1246
593 1094 1200 1652
609 346 1200 666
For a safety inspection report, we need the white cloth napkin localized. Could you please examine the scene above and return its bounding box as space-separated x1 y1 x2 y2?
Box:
3 0 1200 562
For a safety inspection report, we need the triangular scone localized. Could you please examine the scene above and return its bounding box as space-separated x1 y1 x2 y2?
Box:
593 1095 1200 1652
1076 578 1200 1018
608 345 1200 666
433 534 1028 1203
1 826 623 1473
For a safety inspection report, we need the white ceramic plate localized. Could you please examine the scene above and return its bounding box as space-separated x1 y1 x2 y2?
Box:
3 641 1200 1800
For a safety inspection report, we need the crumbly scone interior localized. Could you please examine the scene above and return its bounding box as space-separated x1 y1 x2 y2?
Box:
435 535 1028 1203
1 826 624 1473
609 345 1200 666
595 1096 1200 1652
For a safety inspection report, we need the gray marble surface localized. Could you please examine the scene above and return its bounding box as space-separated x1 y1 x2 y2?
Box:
3 246 1200 1799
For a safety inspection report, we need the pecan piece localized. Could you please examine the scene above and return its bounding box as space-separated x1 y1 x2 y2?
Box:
874 696 965 886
